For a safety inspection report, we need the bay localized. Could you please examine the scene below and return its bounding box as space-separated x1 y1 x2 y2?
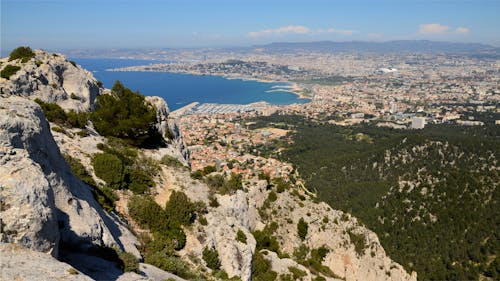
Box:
74 58 309 111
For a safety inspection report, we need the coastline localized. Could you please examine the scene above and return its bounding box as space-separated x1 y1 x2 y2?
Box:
105 66 312 100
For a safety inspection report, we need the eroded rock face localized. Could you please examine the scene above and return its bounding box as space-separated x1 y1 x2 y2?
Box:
204 190 257 281
145 95 190 165
0 97 138 257
0 50 101 112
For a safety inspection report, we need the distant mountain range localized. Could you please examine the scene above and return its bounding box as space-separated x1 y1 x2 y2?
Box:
254 40 497 54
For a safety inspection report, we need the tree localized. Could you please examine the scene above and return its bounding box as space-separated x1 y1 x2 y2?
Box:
91 81 160 147
164 190 195 226
297 218 308 241
92 153 124 189
202 246 221 270
9 46 35 62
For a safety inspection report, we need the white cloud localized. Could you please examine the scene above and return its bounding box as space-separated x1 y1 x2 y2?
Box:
248 25 311 37
368 33 384 38
317 28 354 35
418 23 449 34
455 27 470 34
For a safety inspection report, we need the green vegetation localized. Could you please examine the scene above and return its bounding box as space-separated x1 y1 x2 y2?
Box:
92 141 158 195
63 154 116 211
252 251 278 281
9 46 35 63
93 153 124 189
202 246 221 270
253 223 280 254
288 266 307 280
205 172 243 195
347 230 367 256
253 114 499 280
160 154 184 168
91 81 161 147
34 99 89 128
236 229 247 244
297 218 308 241
118 251 139 273
1 65 21 79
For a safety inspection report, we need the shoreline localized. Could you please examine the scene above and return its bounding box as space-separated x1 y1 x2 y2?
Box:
106 67 312 100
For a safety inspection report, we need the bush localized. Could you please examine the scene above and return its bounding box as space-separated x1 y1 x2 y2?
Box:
252 251 277 281
164 190 195 226
92 153 124 189
118 251 139 273
126 168 154 194
34 99 88 128
91 81 160 147
348 230 367 256
69 61 77 67
160 154 184 168
144 253 193 279
253 229 280 253
236 229 247 244
63 154 97 187
9 46 35 62
267 191 277 202
203 246 221 270
297 218 308 241
1 65 21 79
128 195 168 231
288 266 307 280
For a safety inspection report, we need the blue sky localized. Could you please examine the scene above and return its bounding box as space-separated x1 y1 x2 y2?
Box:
2 0 499 52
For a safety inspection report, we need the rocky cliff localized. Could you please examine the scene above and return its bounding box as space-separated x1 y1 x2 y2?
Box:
0 50 100 112
0 96 138 256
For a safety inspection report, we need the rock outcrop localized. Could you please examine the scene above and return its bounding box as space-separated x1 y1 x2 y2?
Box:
0 96 138 257
145 96 190 165
0 50 101 112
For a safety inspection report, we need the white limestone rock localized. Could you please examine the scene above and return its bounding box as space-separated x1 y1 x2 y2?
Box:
204 190 257 281
0 96 139 257
0 243 93 281
0 50 101 112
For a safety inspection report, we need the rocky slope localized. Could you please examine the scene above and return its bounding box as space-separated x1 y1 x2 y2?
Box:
0 96 139 256
0 50 100 112
1 49 416 280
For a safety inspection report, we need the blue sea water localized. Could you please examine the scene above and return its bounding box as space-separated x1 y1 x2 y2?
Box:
74 58 309 111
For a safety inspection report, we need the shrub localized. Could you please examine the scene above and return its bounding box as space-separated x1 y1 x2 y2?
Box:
91 81 160 147
297 218 308 241
253 230 280 253
92 153 124 189
252 251 277 281
66 110 88 128
128 195 168 231
63 154 97 187
236 229 247 244
160 154 184 168
164 190 195 226
144 253 193 279
208 195 220 207
288 266 307 280
34 99 89 128
70 93 80 100
118 251 139 273
69 60 77 67
1 65 21 79
348 230 367 256
9 46 35 62
126 168 154 194
267 191 277 202
67 268 79 275
202 246 221 270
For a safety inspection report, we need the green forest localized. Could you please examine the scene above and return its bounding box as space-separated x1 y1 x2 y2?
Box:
251 114 499 280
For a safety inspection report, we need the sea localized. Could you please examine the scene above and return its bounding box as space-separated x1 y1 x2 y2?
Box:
73 58 310 111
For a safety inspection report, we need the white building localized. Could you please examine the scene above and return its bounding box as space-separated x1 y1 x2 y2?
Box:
411 117 426 129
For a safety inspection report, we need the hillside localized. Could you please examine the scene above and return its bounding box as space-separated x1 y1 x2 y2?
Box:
0 48 418 280
250 114 499 280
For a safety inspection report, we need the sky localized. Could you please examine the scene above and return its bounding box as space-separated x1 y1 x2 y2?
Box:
2 0 500 52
